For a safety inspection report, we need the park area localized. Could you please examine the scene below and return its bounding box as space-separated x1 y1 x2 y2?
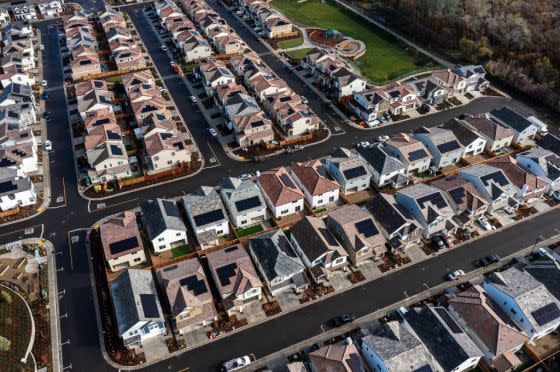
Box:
271 0 429 83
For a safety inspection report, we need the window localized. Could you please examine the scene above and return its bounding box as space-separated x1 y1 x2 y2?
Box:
158 237 164 242
176 232 181 236
281 209 288 214
216 230 223 234
159 245 165 249
133 257 141 262
295 205 301 212
241 220 247 225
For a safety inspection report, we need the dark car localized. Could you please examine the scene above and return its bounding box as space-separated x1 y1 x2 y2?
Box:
478 254 501 267
431 235 445 250
332 313 356 327
42 112 51 121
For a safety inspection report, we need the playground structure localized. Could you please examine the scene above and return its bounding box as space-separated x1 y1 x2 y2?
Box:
335 39 366 59
308 28 365 59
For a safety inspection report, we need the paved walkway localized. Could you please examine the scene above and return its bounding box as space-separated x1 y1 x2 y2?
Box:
279 26 314 52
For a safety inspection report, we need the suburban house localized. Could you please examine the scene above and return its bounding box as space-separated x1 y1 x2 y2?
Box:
487 156 549 201
206 244 262 314
483 267 560 343
395 183 456 238
182 186 230 248
248 229 308 296
523 254 560 304
431 175 489 227
70 52 102 81
100 211 146 272
358 321 441 372
290 216 348 282
461 114 515 152
515 147 560 193
264 15 292 39
407 76 452 105
447 285 529 371
0 6 10 26
0 169 36 211
330 67 367 99
413 126 464 168
197 59 235 94
365 193 423 253
219 177 267 229
451 65 489 93
349 89 391 124
383 83 418 116
110 269 166 349
402 306 483 372
441 118 487 157
537 133 560 155
113 49 147 71
77 90 115 119
458 164 521 215
385 133 432 176
356 145 408 189
10 0 37 21
182 33 212 62
309 341 368 372
275 101 320 137
324 148 372 195
36 0 63 18
257 167 304 219
142 132 191 174
139 199 188 254
326 205 386 266
85 141 132 184
289 160 340 210
229 52 263 77
491 107 539 143
155 258 217 334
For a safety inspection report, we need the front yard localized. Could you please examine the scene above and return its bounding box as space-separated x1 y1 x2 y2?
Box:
277 37 304 49
236 224 265 238
271 0 426 83
285 47 313 60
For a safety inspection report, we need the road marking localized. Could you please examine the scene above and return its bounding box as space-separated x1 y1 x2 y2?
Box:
48 177 67 209
66 231 74 270
403 290 409 298
177 368 190 372
88 198 138 213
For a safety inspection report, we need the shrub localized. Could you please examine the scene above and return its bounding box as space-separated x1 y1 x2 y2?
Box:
0 335 10 351
0 290 12 304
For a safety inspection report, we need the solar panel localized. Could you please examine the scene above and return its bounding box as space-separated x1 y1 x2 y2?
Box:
343 166 367 180
355 219 378 238
140 294 159 318
179 275 208 296
235 196 261 212
216 262 238 287
108 236 139 255
435 307 462 334
531 303 560 326
193 209 224 227
162 200 180 218
224 246 239 253
437 140 461 153
414 365 433 372
408 149 428 161
448 187 466 205
107 130 120 140
417 193 447 209
162 264 177 272
110 144 123 156
280 174 295 188
318 228 338 246
161 133 173 139
480 171 509 187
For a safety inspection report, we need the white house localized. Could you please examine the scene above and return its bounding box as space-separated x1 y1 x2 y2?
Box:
36 0 64 18
356 145 408 189
257 167 304 219
139 198 188 253
219 177 268 229
515 147 560 193
289 160 340 209
491 107 539 143
0 169 36 211
324 148 371 195
441 119 487 157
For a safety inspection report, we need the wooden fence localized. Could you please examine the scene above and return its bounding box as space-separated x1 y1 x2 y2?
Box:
117 163 190 188
0 207 20 219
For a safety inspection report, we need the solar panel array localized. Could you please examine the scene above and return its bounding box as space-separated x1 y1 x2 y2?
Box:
480 171 509 187
140 294 159 318
224 246 239 253
108 236 139 255
437 140 461 153
318 228 339 246
162 200 180 218
106 130 121 140
0 181 17 193
532 303 560 326
343 166 367 180
193 209 225 227
179 275 208 296
448 187 466 205
435 307 463 334
235 196 261 212
408 149 428 161
162 264 178 272
110 144 123 156
354 219 379 238
417 193 447 209
280 174 295 188
216 262 238 287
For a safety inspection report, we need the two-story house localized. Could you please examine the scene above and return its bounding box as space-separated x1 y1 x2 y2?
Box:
516 147 560 194
257 167 304 219
460 114 515 153
219 177 267 228
487 155 549 201
356 145 408 189
324 148 372 195
349 89 391 124
441 118 487 157
385 133 432 176
140 198 188 253
289 160 340 210
100 211 146 272
413 126 464 169
491 107 539 143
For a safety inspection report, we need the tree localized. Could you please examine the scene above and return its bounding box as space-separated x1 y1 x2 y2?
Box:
0 335 10 352
0 290 12 304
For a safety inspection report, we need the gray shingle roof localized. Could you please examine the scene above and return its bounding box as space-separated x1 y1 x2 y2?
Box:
220 177 265 216
357 145 406 175
366 193 415 236
182 186 228 229
290 216 345 263
140 198 187 240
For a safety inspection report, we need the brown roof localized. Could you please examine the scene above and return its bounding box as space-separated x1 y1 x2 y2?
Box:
291 160 340 196
122 70 155 89
75 79 108 98
386 133 431 164
431 175 487 212
84 123 122 151
258 167 304 206
463 115 515 141
100 211 144 260
309 343 367 372
83 108 117 132
487 156 548 194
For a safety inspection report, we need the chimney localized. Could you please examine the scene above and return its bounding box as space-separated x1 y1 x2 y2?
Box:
401 133 409 142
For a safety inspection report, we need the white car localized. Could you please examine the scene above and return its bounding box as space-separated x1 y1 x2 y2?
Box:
223 356 251 372
190 96 198 103
161 45 167 51
40 44 45 51
358 141 370 148
235 10 244 16
170 61 176 67
41 80 48 87
447 270 465 281
208 128 218 137
369 119 380 127
477 217 492 231
301 96 308 104
376 135 389 142
44 140 52 151
238 173 253 180
158 87 167 92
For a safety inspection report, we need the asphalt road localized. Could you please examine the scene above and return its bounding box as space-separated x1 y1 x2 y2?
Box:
2 3 558 372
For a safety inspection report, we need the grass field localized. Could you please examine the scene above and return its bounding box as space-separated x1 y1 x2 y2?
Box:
271 0 425 83
171 244 193 258
277 37 303 49
236 224 264 238
286 47 313 60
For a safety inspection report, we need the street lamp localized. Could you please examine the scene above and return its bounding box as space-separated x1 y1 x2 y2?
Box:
530 237 542 255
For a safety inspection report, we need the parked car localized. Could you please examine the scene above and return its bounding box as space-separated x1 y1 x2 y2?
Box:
208 128 218 137
477 254 501 267
222 356 251 371
285 145 303 153
448 270 465 281
190 96 198 103
431 235 445 250
238 173 253 180
357 141 370 148
170 61 176 67
158 88 167 93
301 96 308 104
369 119 380 127
379 116 386 123
160 45 167 51
41 80 48 87
536 247 549 257
477 217 493 231
332 313 356 327
40 44 45 51
44 140 52 151
551 191 560 202
376 135 389 143
442 234 454 248
43 112 51 121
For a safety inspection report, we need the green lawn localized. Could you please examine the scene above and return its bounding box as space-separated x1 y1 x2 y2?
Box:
277 37 303 49
236 224 264 238
286 47 314 60
171 244 192 258
271 0 426 83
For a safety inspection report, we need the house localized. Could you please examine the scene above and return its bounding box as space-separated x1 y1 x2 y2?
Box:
441 118 487 157
487 156 548 201
395 183 456 238
324 148 372 195
275 102 320 137
358 320 441 372
10 0 37 20
385 133 432 176
197 59 235 94
232 111 274 147
143 132 191 174
515 147 560 193
229 52 263 77
491 107 539 143
83 108 117 132
214 34 243 55
461 114 514 152
458 164 521 214
523 253 560 302
402 306 483 372
289 160 340 210
331 67 366 99
384 83 418 115
110 269 166 349
0 6 10 26
483 266 560 343
113 49 146 71
430 175 488 228
257 167 304 219
155 258 217 334
70 53 102 81
77 90 114 119
356 145 408 188
537 133 560 155
206 244 262 314
407 76 452 105
309 341 368 372
290 216 348 282
413 126 464 168
35 0 63 18
248 229 308 296
326 205 386 265
349 89 391 124
263 90 302 118
100 211 146 272
182 33 212 62
365 193 422 253
0 83 36 112
0 168 36 211
85 141 132 184
219 177 267 229
182 186 229 248
139 199 188 254
447 285 528 371
450 65 489 93
122 71 155 92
